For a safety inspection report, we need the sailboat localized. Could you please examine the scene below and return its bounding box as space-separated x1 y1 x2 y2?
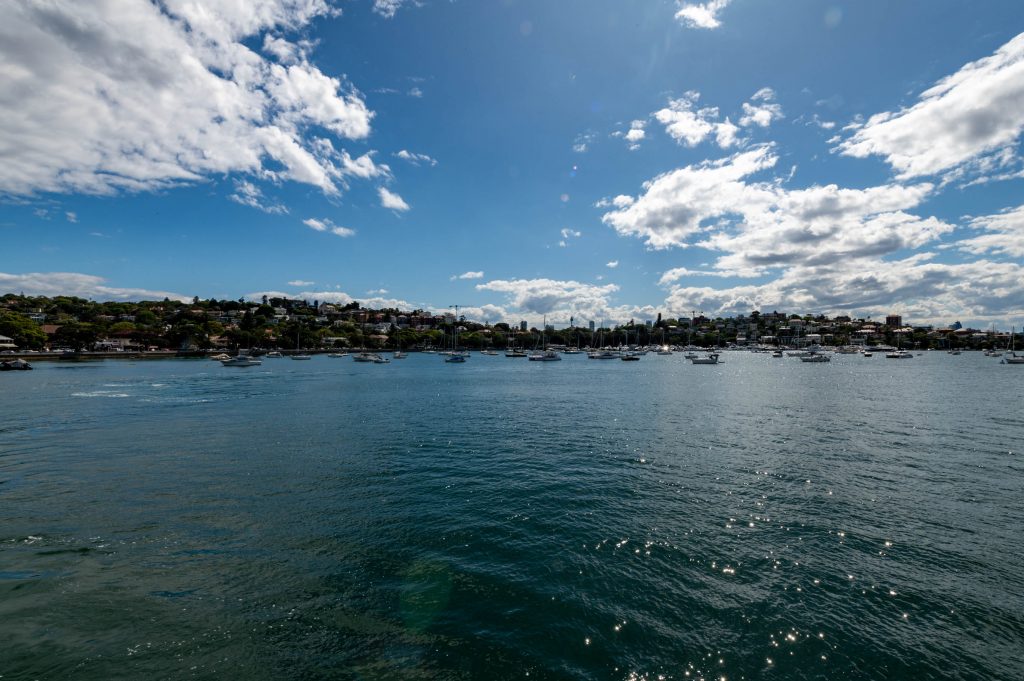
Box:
445 306 467 362
1003 326 1024 364
885 331 913 359
529 317 561 361
291 326 312 360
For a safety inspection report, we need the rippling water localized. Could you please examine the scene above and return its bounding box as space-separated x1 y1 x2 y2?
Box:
1 352 1022 680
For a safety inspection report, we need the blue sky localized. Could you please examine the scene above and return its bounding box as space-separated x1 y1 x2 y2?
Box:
2 0 1023 327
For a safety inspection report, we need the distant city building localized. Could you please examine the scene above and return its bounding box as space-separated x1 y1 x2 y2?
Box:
886 314 903 327
645 320 653 328
950 320 962 330
520 320 528 332
589 320 595 332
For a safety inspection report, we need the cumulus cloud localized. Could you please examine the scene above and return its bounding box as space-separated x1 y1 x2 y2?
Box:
478 278 618 317
674 0 731 29
451 271 484 280
838 33 1024 180
606 260 619 268
378 186 410 211
303 217 356 237
0 271 190 302
739 88 784 128
661 257 1024 323
394 150 437 166
229 180 289 214
652 89 777 149
373 0 410 19
602 145 780 250
0 1 382 197
288 279 315 286
573 131 597 153
596 139 1020 322
613 120 647 150
958 204 1024 259
477 277 658 326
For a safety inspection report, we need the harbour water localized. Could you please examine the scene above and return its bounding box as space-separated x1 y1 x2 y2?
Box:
1 352 1022 680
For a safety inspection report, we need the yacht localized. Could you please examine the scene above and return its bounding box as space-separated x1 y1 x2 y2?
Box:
589 349 620 359
505 349 528 357
528 350 562 361
265 351 284 358
885 350 913 359
800 352 831 363
290 353 312 360
327 352 348 357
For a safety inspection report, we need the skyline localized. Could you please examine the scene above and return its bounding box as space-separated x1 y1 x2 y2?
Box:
2 0 1024 328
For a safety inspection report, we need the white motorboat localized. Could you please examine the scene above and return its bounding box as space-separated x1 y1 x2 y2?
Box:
800 352 831 362
690 353 721 364
221 355 262 366
327 352 348 357
886 350 913 359
528 350 562 361
265 351 284 358
353 352 383 362
291 354 312 360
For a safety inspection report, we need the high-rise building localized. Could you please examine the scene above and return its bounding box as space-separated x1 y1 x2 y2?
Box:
520 320 528 332
886 314 903 328
589 320 596 332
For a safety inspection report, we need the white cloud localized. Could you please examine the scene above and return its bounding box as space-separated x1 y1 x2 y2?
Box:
65 211 77 223
573 131 597 153
674 0 731 29
602 145 780 250
229 180 288 214
478 278 618 316
452 271 484 280
653 92 714 146
477 277 658 326
838 33 1024 180
288 279 315 286
303 217 356 237
407 86 423 98
378 186 410 211
661 256 1024 324
958 204 1024 259
653 91 744 149
373 0 410 19
0 1 379 196
613 120 647 150
559 228 582 246
0 271 190 302
596 142 1021 323
739 88 783 128
394 150 437 166
367 288 389 295
606 260 619 268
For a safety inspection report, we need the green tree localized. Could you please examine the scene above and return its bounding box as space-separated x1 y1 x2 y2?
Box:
54 322 98 351
0 312 47 350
